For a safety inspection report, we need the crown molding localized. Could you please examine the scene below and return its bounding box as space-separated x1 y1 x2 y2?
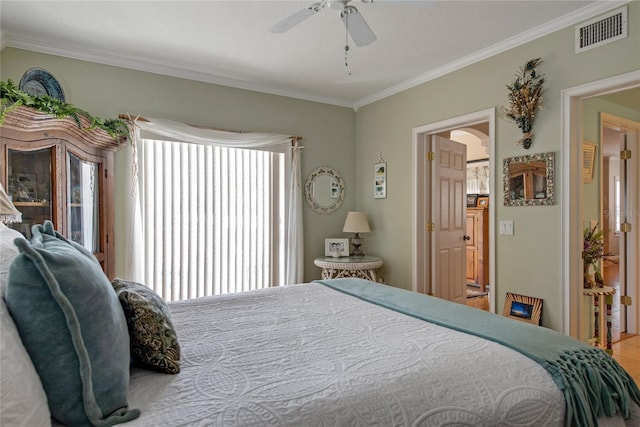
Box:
2 34 354 109
3 1 629 111
353 0 631 110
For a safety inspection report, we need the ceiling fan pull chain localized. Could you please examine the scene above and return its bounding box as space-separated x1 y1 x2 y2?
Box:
345 13 351 75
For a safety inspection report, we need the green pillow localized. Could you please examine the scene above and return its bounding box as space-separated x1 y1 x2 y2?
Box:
5 221 140 426
112 278 181 374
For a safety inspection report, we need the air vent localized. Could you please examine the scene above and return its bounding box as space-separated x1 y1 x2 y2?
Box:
575 6 627 53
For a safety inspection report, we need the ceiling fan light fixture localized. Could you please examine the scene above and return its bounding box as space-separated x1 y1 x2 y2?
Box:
340 5 357 18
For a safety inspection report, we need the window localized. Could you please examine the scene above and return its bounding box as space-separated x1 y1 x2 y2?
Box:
138 138 287 301
614 175 621 234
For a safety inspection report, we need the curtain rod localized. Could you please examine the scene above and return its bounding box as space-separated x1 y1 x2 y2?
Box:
118 114 302 144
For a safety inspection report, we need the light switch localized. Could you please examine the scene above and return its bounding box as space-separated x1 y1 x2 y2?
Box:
499 220 514 235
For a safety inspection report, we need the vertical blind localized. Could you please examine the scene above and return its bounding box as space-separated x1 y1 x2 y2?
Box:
138 138 285 301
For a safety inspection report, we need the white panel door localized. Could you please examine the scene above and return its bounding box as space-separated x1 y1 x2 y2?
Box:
432 135 467 304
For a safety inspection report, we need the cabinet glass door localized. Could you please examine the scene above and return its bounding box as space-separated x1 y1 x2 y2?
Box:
7 148 53 238
67 152 100 252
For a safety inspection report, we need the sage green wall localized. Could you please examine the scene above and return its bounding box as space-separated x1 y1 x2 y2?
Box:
354 2 640 330
0 48 356 283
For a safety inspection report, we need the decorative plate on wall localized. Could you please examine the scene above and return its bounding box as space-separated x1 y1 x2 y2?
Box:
19 68 65 101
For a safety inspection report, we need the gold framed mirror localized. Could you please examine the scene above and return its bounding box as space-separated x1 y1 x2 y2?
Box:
503 152 555 206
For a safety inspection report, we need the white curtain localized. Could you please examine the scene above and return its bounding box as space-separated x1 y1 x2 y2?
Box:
122 117 303 286
286 143 304 284
122 128 144 282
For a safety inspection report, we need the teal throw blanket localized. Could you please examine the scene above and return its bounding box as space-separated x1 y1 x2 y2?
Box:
315 278 640 427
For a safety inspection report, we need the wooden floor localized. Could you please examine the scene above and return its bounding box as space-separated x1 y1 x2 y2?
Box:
466 291 640 385
465 293 489 311
612 334 640 385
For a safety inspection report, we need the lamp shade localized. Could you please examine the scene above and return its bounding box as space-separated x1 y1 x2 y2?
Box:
0 182 22 224
342 211 370 233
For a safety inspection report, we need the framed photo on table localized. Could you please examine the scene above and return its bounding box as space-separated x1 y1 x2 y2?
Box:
477 196 489 208
325 238 349 257
466 194 478 207
503 293 543 325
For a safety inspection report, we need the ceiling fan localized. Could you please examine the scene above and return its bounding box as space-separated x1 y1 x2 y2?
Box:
269 0 377 47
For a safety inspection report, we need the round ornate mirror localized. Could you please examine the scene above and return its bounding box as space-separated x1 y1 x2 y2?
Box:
304 166 345 215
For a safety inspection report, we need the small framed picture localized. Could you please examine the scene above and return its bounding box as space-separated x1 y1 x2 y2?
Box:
374 162 386 199
330 178 339 199
16 173 37 200
477 196 489 208
503 292 543 325
325 238 349 257
466 194 478 207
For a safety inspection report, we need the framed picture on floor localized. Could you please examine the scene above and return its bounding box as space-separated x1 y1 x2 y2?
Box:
503 292 542 325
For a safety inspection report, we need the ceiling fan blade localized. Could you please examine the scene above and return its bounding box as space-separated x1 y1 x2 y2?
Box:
341 6 376 47
269 5 319 34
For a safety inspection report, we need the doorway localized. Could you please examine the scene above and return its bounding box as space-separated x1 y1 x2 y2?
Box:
412 108 496 312
599 114 640 343
561 71 640 339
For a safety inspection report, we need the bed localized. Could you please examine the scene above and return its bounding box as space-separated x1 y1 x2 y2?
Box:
1 222 640 427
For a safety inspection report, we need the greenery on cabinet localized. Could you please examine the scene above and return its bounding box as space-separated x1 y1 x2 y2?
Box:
0 80 129 139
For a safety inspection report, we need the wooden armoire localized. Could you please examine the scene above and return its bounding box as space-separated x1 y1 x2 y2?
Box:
0 106 124 279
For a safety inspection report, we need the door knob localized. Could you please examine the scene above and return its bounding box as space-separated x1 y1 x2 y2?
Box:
463 234 471 241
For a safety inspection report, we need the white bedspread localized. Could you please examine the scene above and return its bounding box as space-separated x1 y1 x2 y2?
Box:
124 283 569 426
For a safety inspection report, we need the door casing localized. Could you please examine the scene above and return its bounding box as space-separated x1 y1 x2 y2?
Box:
600 114 640 339
412 108 496 312
561 70 640 338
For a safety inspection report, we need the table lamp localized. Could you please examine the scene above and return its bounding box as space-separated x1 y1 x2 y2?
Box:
0 182 22 224
342 211 370 257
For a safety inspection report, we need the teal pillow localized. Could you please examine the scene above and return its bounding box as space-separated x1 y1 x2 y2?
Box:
112 278 181 374
5 221 140 426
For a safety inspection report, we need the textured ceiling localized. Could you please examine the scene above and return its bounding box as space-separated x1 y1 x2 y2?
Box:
0 1 630 109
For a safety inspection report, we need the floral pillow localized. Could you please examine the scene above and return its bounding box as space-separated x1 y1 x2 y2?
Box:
112 278 180 374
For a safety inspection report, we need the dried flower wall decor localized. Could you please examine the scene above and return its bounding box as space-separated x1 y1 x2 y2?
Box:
499 58 544 149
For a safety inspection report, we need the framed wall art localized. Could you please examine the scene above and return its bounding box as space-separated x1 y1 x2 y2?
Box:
583 142 597 183
467 159 489 194
503 292 543 325
374 162 387 199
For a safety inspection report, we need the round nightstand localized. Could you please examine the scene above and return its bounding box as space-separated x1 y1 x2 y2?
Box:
314 256 384 283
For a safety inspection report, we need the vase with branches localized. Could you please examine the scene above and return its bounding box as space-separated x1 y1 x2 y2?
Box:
583 223 609 288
